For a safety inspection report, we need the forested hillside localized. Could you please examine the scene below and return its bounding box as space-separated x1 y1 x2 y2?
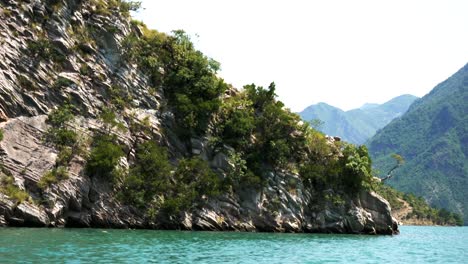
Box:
368 63 468 224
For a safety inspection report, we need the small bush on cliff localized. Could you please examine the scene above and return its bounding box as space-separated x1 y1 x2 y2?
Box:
0 168 29 204
162 157 221 215
224 151 262 189
120 141 172 208
38 166 69 190
341 144 373 193
42 104 83 189
27 37 66 66
86 134 125 180
216 94 255 150
0 129 3 141
118 0 141 16
45 104 77 148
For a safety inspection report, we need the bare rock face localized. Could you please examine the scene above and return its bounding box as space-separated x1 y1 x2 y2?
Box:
0 116 56 185
169 170 398 235
15 203 50 227
359 191 399 234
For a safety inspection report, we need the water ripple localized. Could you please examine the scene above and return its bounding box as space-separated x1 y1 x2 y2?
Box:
0 226 467 263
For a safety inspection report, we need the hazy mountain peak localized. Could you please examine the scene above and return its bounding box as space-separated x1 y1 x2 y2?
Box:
299 94 418 144
360 103 380 110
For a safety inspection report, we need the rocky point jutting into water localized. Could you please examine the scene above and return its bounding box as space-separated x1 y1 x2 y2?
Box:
0 0 398 234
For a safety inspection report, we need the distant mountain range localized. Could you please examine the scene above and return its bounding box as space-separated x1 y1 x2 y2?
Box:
299 94 419 144
368 63 468 224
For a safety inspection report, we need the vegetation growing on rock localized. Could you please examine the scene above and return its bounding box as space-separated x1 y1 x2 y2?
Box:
39 105 82 189
0 166 29 204
0 0 458 231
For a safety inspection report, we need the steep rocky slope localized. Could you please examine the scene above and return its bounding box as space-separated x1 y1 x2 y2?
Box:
299 95 418 144
0 0 398 234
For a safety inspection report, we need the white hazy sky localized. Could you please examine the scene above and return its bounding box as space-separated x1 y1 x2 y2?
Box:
134 0 468 111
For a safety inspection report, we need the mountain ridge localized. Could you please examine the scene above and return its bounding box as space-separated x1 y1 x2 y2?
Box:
299 94 419 144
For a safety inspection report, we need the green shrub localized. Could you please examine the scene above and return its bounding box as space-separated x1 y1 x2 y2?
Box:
45 104 77 148
100 107 127 132
0 171 29 203
299 163 328 188
86 134 125 180
340 144 373 193
53 77 74 89
107 86 133 110
120 141 172 208
175 157 221 197
28 38 52 58
162 157 220 215
17 75 39 91
239 83 310 173
0 129 3 141
27 37 66 65
38 166 69 189
118 0 141 16
216 94 255 150
79 63 90 75
56 147 73 167
47 104 74 127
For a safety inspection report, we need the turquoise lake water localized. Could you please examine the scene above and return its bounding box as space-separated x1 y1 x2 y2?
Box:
0 226 467 263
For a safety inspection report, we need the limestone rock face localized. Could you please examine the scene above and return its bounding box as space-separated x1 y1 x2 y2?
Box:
0 0 398 235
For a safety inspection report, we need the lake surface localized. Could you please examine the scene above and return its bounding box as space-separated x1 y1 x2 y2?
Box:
0 226 466 263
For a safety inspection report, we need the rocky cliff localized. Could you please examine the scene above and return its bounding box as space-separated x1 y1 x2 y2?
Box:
0 0 398 234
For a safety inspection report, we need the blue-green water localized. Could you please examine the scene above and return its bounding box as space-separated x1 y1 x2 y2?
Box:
0 226 466 263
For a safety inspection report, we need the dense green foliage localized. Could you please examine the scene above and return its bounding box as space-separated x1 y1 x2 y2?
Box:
162 157 221 215
214 83 375 194
120 23 378 201
120 141 172 208
123 27 227 138
120 142 223 217
244 83 308 170
86 134 125 181
215 92 255 150
300 143 373 194
368 63 468 224
299 95 418 144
